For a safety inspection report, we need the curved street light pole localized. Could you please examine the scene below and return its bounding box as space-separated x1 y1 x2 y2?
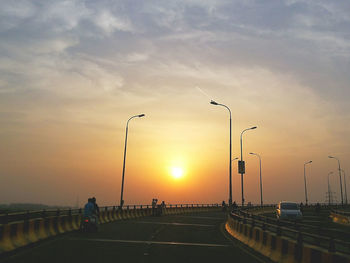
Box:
303 161 312 205
210 100 233 206
328 172 333 205
240 126 257 206
120 114 145 208
341 169 348 205
328 156 344 205
249 152 263 207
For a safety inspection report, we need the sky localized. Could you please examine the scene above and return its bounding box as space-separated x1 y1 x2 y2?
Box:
0 0 350 207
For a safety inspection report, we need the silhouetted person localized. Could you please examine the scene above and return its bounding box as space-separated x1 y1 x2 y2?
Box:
152 199 158 216
222 201 227 212
91 197 99 215
315 203 321 214
232 201 238 211
83 198 94 217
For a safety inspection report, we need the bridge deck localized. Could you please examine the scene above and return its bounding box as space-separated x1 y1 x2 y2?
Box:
1 211 267 263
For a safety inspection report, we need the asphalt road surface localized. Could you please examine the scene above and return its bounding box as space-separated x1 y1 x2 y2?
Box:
2 211 269 263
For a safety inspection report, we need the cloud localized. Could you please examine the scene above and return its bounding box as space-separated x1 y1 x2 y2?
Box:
94 10 133 34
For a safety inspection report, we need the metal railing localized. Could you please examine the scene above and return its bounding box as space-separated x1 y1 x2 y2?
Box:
0 203 220 224
332 209 350 217
231 209 350 255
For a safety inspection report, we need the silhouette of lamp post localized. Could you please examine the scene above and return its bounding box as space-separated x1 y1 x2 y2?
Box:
120 114 145 208
210 100 233 206
240 126 257 206
328 172 333 205
303 160 312 205
341 169 348 205
328 156 344 205
249 152 263 207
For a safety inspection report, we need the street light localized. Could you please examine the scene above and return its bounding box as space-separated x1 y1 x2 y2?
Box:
249 152 263 207
120 114 145 208
240 126 257 206
328 156 344 205
327 172 333 206
341 169 348 205
303 161 312 205
210 100 233 206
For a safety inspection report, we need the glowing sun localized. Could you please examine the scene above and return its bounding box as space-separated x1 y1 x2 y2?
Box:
171 167 184 179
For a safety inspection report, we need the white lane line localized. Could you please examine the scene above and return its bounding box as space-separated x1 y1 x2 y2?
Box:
70 238 229 248
135 221 215 227
173 216 224 220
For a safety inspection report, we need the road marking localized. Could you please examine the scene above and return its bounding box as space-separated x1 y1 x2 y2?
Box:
70 238 229 248
135 221 215 227
173 216 224 220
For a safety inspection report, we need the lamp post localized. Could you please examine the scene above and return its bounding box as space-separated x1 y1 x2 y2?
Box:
249 152 263 207
328 156 344 205
240 126 257 206
327 172 333 206
210 100 233 206
341 169 348 205
303 161 312 205
120 114 145 208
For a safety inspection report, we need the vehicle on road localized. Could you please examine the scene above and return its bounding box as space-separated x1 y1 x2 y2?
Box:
81 215 98 232
276 201 302 220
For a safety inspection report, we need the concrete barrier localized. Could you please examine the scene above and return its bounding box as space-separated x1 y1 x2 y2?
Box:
0 224 15 253
71 214 81 230
26 219 39 243
47 217 58 237
36 218 49 240
225 215 350 263
9 222 28 249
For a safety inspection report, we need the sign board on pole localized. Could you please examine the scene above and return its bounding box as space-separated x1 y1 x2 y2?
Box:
238 160 245 174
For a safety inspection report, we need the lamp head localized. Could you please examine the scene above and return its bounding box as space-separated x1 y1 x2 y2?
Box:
210 100 219 105
138 114 145 118
249 152 255 155
328 156 334 159
250 126 257 130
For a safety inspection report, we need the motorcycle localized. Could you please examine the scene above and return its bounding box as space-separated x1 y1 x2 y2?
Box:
81 215 98 232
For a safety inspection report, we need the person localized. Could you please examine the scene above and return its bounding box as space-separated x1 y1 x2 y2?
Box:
91 197 100 215
232 201 238 211
222 201 227 212
152 199 158 216
83 198 95 217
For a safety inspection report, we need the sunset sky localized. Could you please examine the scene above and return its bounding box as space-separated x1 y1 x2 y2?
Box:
1 0 350 207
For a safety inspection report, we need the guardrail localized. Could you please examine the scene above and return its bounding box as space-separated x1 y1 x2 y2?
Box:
226 209 350 263
0 203 219 225
332 209 350 216
238 210 350 254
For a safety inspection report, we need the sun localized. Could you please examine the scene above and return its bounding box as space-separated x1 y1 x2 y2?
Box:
171 167 184 179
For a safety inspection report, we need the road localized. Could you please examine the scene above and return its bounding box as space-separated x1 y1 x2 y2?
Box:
2 211 269 263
